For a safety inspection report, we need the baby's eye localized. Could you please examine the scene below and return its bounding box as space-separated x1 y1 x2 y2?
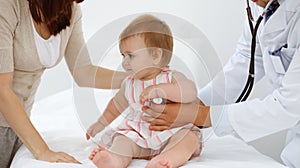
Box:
121 53 135 59
128 54 134 59
121 53 125 59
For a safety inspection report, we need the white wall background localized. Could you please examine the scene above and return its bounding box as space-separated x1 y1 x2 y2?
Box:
35 0 287 164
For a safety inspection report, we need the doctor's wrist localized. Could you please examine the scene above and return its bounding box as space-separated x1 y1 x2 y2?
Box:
195 105 211 128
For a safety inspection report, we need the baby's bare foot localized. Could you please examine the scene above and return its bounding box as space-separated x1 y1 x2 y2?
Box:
89 143 107 160
92 149 123 168
89 148 101 160
146 158 172 168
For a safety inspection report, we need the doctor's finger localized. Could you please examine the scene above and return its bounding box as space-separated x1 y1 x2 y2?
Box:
149 125 170 131
142 107 164 118
142 112 167 124
149 118 170 126
147 103 166 113
142 103 165 113
141 115 156 122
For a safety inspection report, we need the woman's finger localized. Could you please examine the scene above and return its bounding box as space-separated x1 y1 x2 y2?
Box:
59 153 81 164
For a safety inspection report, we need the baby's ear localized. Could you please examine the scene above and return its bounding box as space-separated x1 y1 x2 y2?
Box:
152 48 163 65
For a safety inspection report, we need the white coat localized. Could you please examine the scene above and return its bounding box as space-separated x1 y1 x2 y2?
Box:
199 0 300 167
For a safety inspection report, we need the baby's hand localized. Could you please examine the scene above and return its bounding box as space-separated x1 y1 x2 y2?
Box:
86 121 106 140
140 85 165 105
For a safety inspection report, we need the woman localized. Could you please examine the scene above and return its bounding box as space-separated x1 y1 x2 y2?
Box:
0 0 126 167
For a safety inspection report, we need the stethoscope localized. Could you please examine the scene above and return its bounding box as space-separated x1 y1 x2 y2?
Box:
236 0 276 102
150 1 274 105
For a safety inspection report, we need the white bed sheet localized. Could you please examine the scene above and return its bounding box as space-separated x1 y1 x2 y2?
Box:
11 89 287 168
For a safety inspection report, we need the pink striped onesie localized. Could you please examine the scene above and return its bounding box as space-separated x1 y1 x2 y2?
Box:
100 69 202 157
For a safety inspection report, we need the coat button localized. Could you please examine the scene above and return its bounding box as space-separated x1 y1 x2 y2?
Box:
220 132 227 136
42 67 46 70
27 85 32 90
23 97 28 101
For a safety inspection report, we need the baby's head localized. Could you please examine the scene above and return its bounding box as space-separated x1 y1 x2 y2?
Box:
119 14 173 79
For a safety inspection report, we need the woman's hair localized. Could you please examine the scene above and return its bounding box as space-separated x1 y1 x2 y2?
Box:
28 0 84 36
119 14 173 67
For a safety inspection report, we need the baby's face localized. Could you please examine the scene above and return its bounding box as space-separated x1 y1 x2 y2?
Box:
120 36 160 80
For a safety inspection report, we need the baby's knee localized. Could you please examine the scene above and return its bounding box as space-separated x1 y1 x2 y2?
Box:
170 129 199 145
185 130 199 144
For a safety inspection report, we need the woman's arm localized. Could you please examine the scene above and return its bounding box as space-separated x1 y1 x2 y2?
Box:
0 73 79 163
72 65 128 89
62 5 127 90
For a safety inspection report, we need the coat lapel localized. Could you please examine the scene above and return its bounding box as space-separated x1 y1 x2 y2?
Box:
263 0 300 35
263 2 287 35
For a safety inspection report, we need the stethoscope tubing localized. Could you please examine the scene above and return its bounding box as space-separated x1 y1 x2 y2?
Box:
235 0 268 103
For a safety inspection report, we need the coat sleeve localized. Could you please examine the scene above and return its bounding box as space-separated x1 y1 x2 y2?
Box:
227 49 300 142
0 0 18 73
227 14 300 142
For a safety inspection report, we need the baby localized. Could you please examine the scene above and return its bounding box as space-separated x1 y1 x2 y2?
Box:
87 14 202 168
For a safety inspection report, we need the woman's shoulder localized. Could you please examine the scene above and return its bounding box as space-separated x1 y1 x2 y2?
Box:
0 0 21 12
0 0 22 21
70 2 83 23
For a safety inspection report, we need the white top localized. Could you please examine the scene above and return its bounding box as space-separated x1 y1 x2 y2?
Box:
31 17 61 67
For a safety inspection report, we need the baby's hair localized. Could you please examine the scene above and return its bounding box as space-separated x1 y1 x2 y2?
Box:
119 14 173 67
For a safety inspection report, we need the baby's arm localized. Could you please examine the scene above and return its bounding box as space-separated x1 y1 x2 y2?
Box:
87 82 128 139
140 71 197 104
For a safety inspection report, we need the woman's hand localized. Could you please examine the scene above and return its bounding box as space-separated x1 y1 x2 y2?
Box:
141 99 211 131
37 149 80 164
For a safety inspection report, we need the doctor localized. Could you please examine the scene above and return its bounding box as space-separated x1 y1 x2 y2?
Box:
142 0 300 167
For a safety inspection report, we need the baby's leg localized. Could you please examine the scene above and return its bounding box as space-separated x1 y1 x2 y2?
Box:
90 135 147 168
146 129 199 168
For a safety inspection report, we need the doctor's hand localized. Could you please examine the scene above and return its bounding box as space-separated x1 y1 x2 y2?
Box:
139 85 165 105
37 149 80 164
141 99 211 131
